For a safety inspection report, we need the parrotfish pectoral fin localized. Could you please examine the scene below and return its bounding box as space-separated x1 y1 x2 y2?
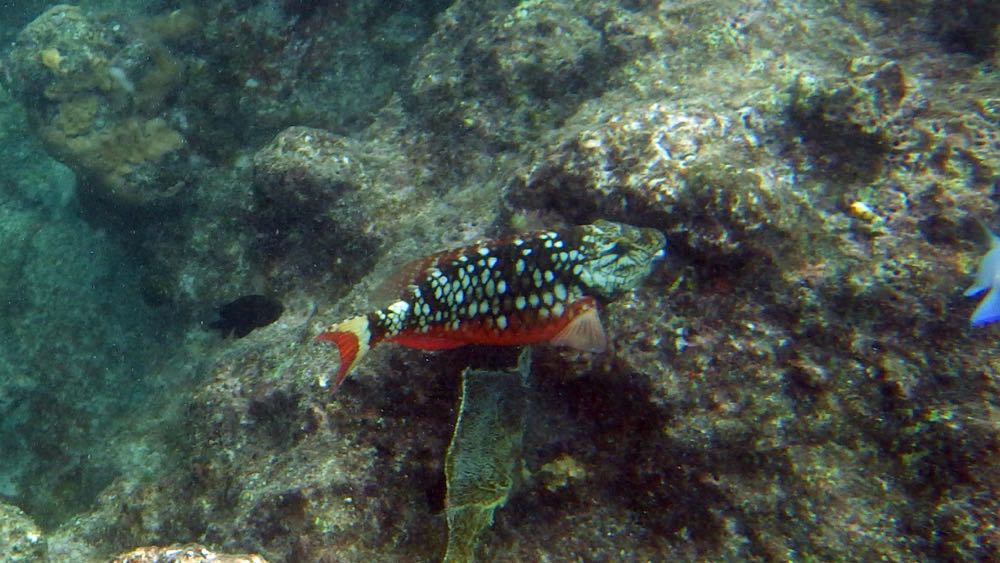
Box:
317 315 373 391
551 308 608 353
970 287 1000 327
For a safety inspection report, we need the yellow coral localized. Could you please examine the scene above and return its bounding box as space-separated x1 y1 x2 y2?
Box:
148 7 204 42
43 117 185 202
539 454 588 491
39 48 62 72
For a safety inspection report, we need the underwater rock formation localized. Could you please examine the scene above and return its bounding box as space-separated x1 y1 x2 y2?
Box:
111 544 268 563
408 0 642 149
507 99 810 267
0 1 997 561
1 5 188 215
0 502 46 562
251 126 395 290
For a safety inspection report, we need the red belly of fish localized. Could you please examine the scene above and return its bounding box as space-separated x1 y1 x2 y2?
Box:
389 298 592 350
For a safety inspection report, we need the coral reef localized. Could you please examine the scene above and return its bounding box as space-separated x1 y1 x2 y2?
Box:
0 502 46 562
250 126 387 290
0 0 997 562
0 72 187 538
1 5 189 215
110 544 267 563
172 1 448 158
408 0 645 151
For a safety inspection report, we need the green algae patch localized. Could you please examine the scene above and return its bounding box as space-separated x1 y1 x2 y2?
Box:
444 351 530 563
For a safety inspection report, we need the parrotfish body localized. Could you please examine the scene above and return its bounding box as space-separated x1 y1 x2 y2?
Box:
318 220 666 390
965 226 1000 327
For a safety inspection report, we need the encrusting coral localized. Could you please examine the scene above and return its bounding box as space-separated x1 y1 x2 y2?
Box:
1 5 189 213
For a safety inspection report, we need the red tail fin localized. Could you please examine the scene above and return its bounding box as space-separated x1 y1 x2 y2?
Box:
316 315 372 391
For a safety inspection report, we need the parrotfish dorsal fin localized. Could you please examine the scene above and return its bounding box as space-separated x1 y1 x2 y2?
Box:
551 307 608 353
373 244 485 303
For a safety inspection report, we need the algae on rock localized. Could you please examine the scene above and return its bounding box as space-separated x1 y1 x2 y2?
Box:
444 350 531 563
1 5 189 213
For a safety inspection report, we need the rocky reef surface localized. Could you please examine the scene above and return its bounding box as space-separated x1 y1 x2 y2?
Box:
0 0 998 561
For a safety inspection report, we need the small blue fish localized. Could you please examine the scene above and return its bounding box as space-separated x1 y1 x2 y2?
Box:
965 227 1000 326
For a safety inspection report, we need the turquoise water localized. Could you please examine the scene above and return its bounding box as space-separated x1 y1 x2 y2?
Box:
0 1 998 561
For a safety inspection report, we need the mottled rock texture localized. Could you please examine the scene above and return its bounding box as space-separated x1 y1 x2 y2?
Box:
111 544 267 563
0 502 46 563
0 0 997 562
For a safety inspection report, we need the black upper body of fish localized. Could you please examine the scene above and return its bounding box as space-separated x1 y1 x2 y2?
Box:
209 295 284 338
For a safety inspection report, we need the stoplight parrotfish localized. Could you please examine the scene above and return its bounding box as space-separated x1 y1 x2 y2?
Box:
318 220 666 390
965 226 1000 327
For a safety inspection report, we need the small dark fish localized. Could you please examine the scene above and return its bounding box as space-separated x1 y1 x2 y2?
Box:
209 295 284 338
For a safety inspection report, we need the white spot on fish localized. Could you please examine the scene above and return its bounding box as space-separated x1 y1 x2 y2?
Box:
554 283 567 301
